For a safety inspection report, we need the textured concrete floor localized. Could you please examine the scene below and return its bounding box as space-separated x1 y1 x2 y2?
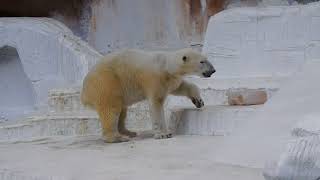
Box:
0 135 264 180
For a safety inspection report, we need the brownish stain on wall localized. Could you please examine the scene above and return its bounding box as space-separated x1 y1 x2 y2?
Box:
189 0 204 35
203 0 227 33
0 0 228 50
205 0 227 17
91 14 97 32
0 0 100 40
178 0 227 43
0 0 87 18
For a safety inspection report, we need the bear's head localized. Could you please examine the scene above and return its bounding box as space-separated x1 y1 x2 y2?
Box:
168 48 215 78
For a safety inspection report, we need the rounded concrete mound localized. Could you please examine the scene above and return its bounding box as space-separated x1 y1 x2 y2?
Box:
0 17 102 120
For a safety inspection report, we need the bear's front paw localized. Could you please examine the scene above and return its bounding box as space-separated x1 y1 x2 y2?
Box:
191 97 204 108
154 132 173 139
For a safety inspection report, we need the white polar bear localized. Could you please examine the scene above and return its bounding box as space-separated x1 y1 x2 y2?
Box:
81 48 215 143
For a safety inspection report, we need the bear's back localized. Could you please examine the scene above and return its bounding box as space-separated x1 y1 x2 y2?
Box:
103 49 168 73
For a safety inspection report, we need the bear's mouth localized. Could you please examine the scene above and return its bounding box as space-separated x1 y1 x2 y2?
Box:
202 70 215 78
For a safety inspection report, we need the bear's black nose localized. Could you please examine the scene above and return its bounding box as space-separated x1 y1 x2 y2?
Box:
202 70 215 78
202 71 213 77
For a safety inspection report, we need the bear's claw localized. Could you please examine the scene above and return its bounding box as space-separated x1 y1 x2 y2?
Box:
103 135 130 143
119 129 137 138
191 97 204 108
154 133 173 139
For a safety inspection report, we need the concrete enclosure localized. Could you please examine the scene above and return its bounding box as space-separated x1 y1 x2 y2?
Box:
1 2 320 180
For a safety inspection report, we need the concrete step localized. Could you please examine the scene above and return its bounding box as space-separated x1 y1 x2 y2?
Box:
1 76 277 143
171 105 262 136
0 113 99 143
47 77 282 113
0 107 150 143
0 105 262 142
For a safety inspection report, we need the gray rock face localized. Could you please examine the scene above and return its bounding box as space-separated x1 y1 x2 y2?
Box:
260 58 320 180
264 136 320 180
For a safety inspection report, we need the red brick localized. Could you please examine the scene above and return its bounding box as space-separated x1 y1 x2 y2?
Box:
227 89 267 106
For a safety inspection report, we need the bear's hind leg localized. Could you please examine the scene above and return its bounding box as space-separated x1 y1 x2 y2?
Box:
118 108 137 137
97 106 130 143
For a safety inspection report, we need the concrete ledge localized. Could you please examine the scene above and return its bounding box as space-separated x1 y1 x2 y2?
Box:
172 105 262 136
0 104 263 142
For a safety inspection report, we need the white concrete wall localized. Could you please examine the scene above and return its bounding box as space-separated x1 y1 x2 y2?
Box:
87 0 206 54
0 18 102 120
203 2 320 78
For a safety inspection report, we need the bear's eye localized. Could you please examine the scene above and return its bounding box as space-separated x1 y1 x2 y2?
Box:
200 61 205 64
182 56 187 62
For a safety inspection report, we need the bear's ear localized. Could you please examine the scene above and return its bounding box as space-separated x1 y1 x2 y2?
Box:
182 56 187 63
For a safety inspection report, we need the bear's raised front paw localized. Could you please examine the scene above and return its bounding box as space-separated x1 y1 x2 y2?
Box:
154 133 173 139
103 134 130 143
191 97 204 108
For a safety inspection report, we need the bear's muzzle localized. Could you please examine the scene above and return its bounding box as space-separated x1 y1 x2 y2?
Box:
202 69 215 77
202 60 216 77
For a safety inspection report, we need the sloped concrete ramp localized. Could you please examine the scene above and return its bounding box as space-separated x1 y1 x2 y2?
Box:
0 18 102 120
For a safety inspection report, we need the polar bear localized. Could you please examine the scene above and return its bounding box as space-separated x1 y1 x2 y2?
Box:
81 48 215 143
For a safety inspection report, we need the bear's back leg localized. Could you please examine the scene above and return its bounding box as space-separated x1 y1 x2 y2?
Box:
91 72 129 143
97 105 130 143
118 108 137 137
